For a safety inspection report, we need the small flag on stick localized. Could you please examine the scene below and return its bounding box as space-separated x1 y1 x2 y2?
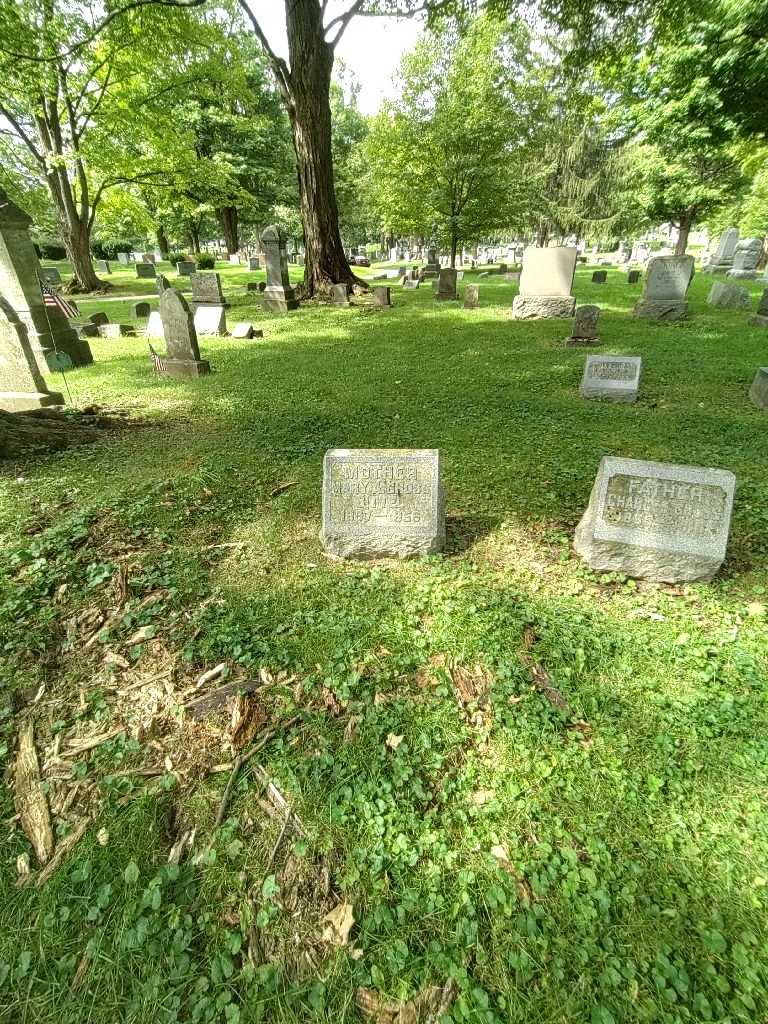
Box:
149 343 167 373
38 276 79 319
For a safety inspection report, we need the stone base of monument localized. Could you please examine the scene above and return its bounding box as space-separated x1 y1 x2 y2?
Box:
512 295 575 320
574 456 735 583
726 269 758 280
749 368 768 409
0 390 65 412
749 314 768 329
161 359 211 378
633 299 688 321
261 286 299 312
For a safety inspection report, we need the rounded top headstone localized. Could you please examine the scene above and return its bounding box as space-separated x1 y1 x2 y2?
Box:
261 225 285 244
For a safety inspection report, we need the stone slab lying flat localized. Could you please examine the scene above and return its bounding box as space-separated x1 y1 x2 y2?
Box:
320 448 445 559
574 456 735 582
580 355 641 402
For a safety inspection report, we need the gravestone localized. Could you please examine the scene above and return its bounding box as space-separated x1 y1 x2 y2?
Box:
592 270 607 284
117 252 132 265
456 270 464 281
261 225 300 312
0 296 64 411
403 278 420 290
231 322 263 339
190 272 227 307
331 283 350 306
96 259 111 274
0 186 92 374
248 257 260 271
749 368 768 409
580 355 641 402
512 246 577 319
246 282 260 292
633 255 694 321
133 301 151 318
176 261 195 276
71 322 98 339
703 227 739 273
436 268 457 301
229 254 240 265
99 323 135 338
566 305 600 346
749 288 768 328
142 253 156 263
464 285 479 309
372 286 391 307
158 287 210 376
320 448 445 559
136 262 157 279
574 457 735 582
193 305 227 336
627 270 641 284
726 237 763 280
498 263 508 275
423 247 440 279
40 267 61 285
145 311 163 337
707 281 752 310
88 311 109 326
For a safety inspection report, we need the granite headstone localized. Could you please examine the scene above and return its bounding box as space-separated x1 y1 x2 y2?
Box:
158 287 210 376
633 255 694 320
580 355 641 402
512 246 577 319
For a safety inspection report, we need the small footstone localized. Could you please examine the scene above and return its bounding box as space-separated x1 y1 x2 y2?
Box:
574 456 735 583
566 304 600 346
231 322 263 339
464 285 479 309
707 281 752 310
133 302 151 318
580 355 641 402
591 270 607 283
749 367 768 409
320 448 445 560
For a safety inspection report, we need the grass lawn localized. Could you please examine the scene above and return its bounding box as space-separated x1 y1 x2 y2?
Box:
2 263 767 1023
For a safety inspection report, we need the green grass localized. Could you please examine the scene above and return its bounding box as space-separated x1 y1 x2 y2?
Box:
1 265 768 1023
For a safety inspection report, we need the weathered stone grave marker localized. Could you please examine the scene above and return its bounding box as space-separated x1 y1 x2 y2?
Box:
0 296 64 411
96 260 111 274
332 283 350 306
320 448 445 559
574 457 735 582
133 301 151 318
136 262 157 279
261 225 300 312
40 267 61 285
749 368 768 409
190 271 227 307
193 305 227 336
592 270 607 284
88 312 109 326
464 285 479 309
566 305 600 346
436 268 457 301
158 287 210 376
145 311 163 337
707 281 752 310
248 257 260 271
512 246 577 319
727 238 763 280
176 261 196 276
627 270 641 284
117 252 132 265
372 286 391 307
99 323 135 338
580 355 641 402
703 227 739 274
231 322 263 339
633 255 693 320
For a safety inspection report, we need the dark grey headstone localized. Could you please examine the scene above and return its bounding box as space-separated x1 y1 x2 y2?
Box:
372 286 391 307
331 283 350 306
749 367 768 409
567 305 600 346
177 261 196 276
88 311 109 326
592 270 607 284
436 269 457 301
133 301 151 318
628 270 641 284
136 262 157 279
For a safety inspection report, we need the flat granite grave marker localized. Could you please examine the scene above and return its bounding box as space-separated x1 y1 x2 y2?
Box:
261 225 300 312
574 456 735 582
136 262 157 279
633 255 693 321
193 305 227 336
749 368 768 409
158 288 210 376
133 301 151 318
512 246 577 319
749 288 768 328
190 272 227 307
331 283 350 306
436 268 457 301
580 355 641 402
464 285 479 309
320 448 445 559
727 237 763 280
566 305 600 346
372 286 391 307
591 270 607 283
707 281 752 310
0 296 64 411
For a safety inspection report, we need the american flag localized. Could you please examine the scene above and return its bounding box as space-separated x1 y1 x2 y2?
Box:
39 276 79 319
149 343 167 373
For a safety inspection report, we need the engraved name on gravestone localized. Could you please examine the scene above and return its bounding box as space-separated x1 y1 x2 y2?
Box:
320 449 445 559
633 255 694 320
580 355 641 402
574 457 735 582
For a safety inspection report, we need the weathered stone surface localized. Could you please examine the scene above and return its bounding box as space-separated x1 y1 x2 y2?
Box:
331 283 350 305
0 296 64 411
176 261 196 276
193 305 227 335
99 323 134 338
726 237 762 279
248 257 260 271
703 227 739 273
145 311 163 337
133 301 151 318
633 299 689 321
436 268 457 301
96 259 111 274
512 295 575 319
749 367 768 409
402 278 420 290
136 262 156 279
633 254 694 319
117 252 132 265
159 287 210 376
707 281 752 310
580 355 641 402
464 285 479 309
574 456 735 582
566 304 600 346
88 311 109 326
372 286 391 307
519 246 577 297
591 270 607 283
320 448 445 560
231 322 263 339
261 225 300 312
190 272 227 307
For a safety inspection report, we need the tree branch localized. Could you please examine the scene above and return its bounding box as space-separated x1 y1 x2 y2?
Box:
325 0 366 50
0 105 46 166
235 0 291 99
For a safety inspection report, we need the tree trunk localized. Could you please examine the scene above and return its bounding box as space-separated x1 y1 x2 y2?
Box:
62 221 103 293
675 211 694 255
217 206 239 255
0 410 99 459
156 224 170 259
187 221 201 254
450 231 458 269
280 0 360 296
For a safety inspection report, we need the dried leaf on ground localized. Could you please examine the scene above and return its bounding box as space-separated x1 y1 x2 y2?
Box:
470 789 495 806
322 686 342 716
14 721 54 865
124 626 154 646
322 901 354 945
356 981 455 1024
520 626 572 714
104 650 129 669
270 480 298 497
343 715 362 743
386 733 404 751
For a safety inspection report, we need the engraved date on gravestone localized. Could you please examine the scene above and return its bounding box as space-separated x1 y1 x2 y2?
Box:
587 360 637 381
326 452 438 531
602 474 727 541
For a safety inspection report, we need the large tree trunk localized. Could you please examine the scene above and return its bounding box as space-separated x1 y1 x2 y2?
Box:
675 211 694 255
217 206 239 255
156 224 170 259
450 231 458 269
62 220 103 293
187 220 201 254
280 0 360 296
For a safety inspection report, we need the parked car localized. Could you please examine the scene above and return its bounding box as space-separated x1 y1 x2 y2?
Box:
352 254 370 267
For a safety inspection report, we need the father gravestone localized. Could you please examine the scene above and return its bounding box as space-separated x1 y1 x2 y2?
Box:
727 238 763 280
633 255 694 321
574 456 735 582
512 246 577 320
158 287 210 377
320 448 445 559
749 289 768 328
0 296 64 411
580 355 641 402
749 368 768 409
261 225 300 312
707 281 752 310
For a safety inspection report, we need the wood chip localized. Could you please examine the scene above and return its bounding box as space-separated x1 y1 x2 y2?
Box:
195 662 227 689
322 901 354 945
269 480 297 497
34 818 90 889
61 727 124 757
14 721 54 865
